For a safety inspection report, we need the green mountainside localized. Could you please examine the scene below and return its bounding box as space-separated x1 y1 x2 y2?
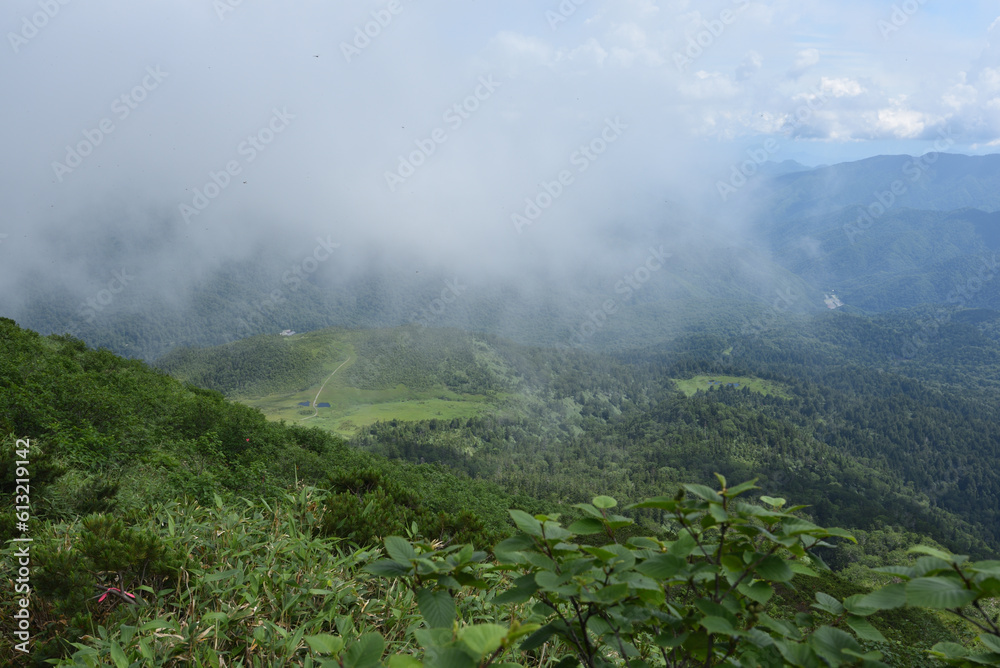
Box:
6 152 1000 664
4 319 1000 666
155 319 1000 561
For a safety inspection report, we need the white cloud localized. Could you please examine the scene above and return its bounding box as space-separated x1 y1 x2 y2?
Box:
819 76 865 97
736 51 763 81
979 67 1000 93
788 48 820 77
873 103 927 139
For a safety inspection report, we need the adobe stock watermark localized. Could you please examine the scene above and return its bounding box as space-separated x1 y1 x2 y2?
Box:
179 107 294 225
900 253 998 359
409 277 468 328
878 0 928 39
341 0 412 63
674 0 749 72
10 437 33 654
63 268 135 338
213 0 245 21
51 66 169 183
235 235 339 335
546 0 588 31
512 117 628 234
560 245 672 349
384 75 501 192
8 0 71 54
716 139 780 202
842 128 955 244
717 83 830 202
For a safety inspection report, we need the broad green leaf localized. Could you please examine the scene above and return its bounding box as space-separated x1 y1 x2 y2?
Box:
846 616 887 643
343 632 384 668
602 543 637 570
630 496 678 512
757 615 802 641
976 577 1000 595
737 581 774 605
759 495 786 508
930 642 971 660
492 578 539 605
459 624 508 657
568 518 605 535
912 555 953 577
906 577 977 609
637 553 685 579
416 588 456 628
774 639 816 667
519 623 557 651
725 479 759 497
387 656 423 668
305 634 345 655
856 582 906 610
384 536 416 564
592 495 617 509
811 626 864 663
700 616 738 636
109 641 129 668
842 594 880 617
781 517 821 535
821 527 857 543
683 484 723 502
709 504 729 523
365 559 411 577
756 555 793 582
812 592 844 616
428 646 481 668
971 561 1000 577
653 631 690 648
669 530 697 558
535 570 576 595
872 565 915 579
572 502 603 519
508 509 543 537
494 534 534 555
908 545 962 563
789 562 820 578
979 634 1000 653
583 546 618 562
590 582 629 603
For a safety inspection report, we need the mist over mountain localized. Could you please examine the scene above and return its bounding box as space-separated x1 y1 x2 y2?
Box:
9 4 1000 664
5 152 1000 361
3 1 1000 361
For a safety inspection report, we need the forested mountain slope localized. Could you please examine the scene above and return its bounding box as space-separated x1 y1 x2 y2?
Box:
158 319 1000 559
4 318 1000 666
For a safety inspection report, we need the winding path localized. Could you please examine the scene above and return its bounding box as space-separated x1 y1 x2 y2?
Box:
300 357 351 421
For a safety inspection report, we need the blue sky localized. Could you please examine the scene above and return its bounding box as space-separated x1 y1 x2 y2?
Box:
1 0 999 293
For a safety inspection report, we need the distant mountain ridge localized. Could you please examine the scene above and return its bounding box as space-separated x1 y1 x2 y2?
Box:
749 152 1000 314
4 152 1000 360
760 152 1000 219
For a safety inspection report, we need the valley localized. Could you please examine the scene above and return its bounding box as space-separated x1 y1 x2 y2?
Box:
8 152 1000 665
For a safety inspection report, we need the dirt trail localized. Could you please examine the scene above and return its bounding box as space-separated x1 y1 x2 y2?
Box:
300 357 350 421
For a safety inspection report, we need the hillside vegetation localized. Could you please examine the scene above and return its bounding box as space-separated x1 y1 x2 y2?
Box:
4 320 1000 664
162 319 1000 560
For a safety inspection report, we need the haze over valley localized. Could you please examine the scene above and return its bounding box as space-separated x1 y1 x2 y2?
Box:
4 2 1000 665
